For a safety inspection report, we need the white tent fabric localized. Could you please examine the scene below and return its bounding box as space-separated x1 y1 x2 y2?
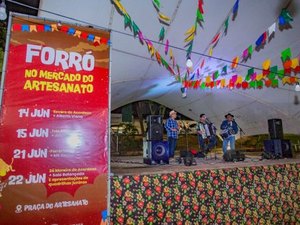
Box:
38 0 300 135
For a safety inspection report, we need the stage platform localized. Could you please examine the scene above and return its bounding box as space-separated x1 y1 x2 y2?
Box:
111 153 300 175
110 153 300 224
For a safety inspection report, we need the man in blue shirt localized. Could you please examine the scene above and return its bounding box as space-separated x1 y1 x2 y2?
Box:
164 110 179 158
220 113 238 155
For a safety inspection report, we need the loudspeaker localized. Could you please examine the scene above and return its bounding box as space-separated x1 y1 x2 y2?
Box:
263 139 282 158
143 140 169 165
147 115 163 141
264 139 293 159
268 119 283 139
178 150 197 166
223 150 245 162
281 140 293 158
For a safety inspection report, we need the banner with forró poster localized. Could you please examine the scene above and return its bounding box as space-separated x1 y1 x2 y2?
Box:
0 14 110 225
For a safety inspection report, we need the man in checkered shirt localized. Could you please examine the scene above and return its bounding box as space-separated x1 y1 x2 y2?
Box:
164 110 179 158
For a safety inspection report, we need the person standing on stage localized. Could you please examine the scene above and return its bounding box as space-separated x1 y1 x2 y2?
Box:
165 110 179 158
220 113 238 155
197 114 217 155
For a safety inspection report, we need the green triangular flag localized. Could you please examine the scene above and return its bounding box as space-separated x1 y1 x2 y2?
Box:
224 17 229 32
176 76 181 82
124 14 132 29
161 57 168 67
281 48 291 62
186 43 193 57
213 71 219 80
269 66 278 79
132 21 139 37
201 82 206 89
159 26 165 41
282 9 293 22
153 0 160 9
257 80 263 88
196 9 204 22
277 69 284 79
221 65 227 74
247 68 254 76
249 81 256 88
248 45 253 55
245 74 251 81
272 79 278 87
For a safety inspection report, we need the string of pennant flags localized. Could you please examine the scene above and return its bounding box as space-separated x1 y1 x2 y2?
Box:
182 5 296 92
112 0 178 76
180 46 300 94
11 23 110 46
184 0 204 60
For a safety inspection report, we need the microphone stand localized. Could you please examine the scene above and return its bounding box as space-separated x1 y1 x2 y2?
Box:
237 124 245 150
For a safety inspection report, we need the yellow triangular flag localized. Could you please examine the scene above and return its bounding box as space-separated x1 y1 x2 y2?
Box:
262 59 271 70
113 0 127 14
209 47 213 56
74 30 81 38
94 36 101 45
169 48 173 59
29 25 37 32
221 79 226 87
185 25 195 36
256 73 263 81
51 24 59 31
237 75 243 84
184 34 195 43
158 12 171 23
282 76 290 85
205 76 211 84
291 58 299 69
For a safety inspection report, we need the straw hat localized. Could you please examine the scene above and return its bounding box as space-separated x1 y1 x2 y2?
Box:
169 110 177 116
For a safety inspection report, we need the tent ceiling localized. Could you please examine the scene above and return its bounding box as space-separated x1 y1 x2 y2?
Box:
38 0 300 135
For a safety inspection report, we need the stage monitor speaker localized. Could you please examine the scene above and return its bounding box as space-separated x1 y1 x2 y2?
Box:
263 139 282 158
147 115 163 141
223 150 245 162
143 140 169 165
268 119 283 139
281 140 293 158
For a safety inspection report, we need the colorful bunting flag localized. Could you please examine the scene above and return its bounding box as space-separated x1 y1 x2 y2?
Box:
255 32 267 47
268 22 276 37
159 26 165 41
281 47 291 62
232 0 239 15
231 56 239 69
211 32 221 45
158 12 171 24
153 0 160 9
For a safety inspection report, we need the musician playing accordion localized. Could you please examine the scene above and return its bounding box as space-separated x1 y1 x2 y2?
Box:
197 114 217 156
220 113 238 155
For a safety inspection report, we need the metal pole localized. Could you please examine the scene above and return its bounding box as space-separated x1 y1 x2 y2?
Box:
107 30 112 224
0 12 13 109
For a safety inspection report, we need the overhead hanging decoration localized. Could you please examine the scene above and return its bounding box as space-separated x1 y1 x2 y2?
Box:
12 23 110 46
184 0 204 60
193 0 240 76
112 0 177 76
181 47 299 91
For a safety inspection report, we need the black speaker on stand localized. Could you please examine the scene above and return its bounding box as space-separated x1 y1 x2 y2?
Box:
268 119 283 139
146 115 163 141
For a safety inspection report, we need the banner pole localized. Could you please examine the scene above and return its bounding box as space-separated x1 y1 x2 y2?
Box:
0 12 13 109
107 30 112 223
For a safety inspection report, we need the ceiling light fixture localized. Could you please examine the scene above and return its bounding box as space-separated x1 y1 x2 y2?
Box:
295 83 300 92
186 57 193 68
0 0 7 21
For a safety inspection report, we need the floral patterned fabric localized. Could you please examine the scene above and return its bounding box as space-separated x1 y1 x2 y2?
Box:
111 163 300 224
